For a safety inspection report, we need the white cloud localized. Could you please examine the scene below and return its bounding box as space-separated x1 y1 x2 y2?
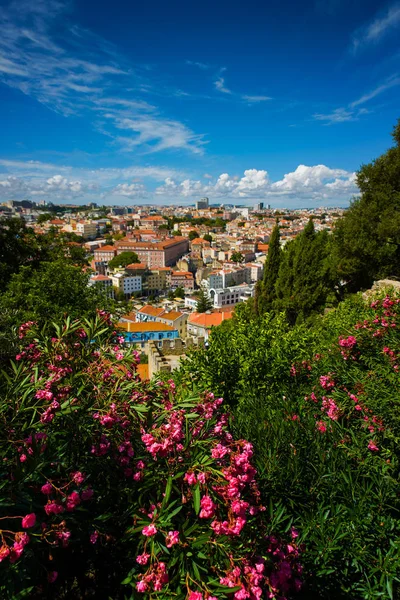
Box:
112 182 147 197
313 107 358 124
353 4 400 50
155 165 357 203
242 95 272 103
214 76 232 94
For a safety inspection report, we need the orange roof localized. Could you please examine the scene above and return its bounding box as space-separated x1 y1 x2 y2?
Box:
125 263 147 270
188 311 233 328
141 215 165 221
91 275 111 281
172 271 194 278
121 312 136 322
138 305 165 317
162 311 184 321
115 238 187 251
50 219 64 225
122 322 176 333
257 244 269 252
191 238 210 245
95 245 116 252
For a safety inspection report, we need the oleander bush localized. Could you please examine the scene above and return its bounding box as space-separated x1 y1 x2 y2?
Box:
0 312 301 600
179 292 400 599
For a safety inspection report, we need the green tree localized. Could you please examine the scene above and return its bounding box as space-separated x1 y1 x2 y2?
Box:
0 260 114 329
231 251 245 263
274 219 332 324
189 230 199 241
172 229 182 236
36 213 53 224
258 223 281 313
174 286 185 299
195 286 213 312
108 251 140 269
167 290 176 301
203 234 213 243
334 119 400 291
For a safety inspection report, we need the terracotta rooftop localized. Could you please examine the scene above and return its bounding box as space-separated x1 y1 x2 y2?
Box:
91 275 111 281
125 263 147 270
94 245 116 252
162 311 184 321
138 305 165 317
188 311 234 328
172 271 194 278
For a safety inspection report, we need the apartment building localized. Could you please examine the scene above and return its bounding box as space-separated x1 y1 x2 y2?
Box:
111 273 142 297
171 271 194 291
115 237 189 268
93 245 117 263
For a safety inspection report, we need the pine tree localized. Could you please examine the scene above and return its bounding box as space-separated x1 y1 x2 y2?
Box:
196 286 213 313
258 222 281 314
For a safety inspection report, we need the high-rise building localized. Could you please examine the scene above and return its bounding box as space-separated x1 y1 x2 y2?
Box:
196 197 209 210
254 202 264 211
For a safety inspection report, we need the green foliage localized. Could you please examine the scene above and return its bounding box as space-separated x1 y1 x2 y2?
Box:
203 234 213 243
230 251 245 263
274 219 334 324
36 213 53 224
0 317 300 599
108 251 140 269
334 118 400 291
257 223 281 314
0 260 114 330
189 230 200 241
195 287 213 313
178 292 400 599
174 286 185 299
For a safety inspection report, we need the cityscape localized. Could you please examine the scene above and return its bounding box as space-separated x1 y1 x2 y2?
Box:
0 0 399 598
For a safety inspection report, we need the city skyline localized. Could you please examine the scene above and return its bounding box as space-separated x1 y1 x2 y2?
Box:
0 0 399 206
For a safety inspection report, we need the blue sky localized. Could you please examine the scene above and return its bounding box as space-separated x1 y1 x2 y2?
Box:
0 0 399 207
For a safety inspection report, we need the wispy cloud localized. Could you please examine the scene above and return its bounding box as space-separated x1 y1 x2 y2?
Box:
214 75 233 95
214 69 271 103
350 75 400 107
352 3 400 51
242 95 272 103
0 0 206 155
186 60 210 70
313 74 399 124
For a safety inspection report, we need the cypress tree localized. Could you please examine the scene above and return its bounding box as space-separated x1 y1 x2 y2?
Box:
258 222 281 314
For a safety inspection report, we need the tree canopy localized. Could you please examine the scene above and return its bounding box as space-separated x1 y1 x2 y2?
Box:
108 251 140 269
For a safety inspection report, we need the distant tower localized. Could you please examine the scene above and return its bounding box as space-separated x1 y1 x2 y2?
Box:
254 202 264 211
196 197 209 210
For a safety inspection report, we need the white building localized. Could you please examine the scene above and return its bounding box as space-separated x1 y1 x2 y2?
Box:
208 284 255 308
111 273 142 297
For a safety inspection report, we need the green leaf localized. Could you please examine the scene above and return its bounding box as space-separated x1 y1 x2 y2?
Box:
193 484 201 515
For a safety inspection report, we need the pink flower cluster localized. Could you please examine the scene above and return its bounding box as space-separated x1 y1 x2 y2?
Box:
136 561 169 593
141 410 184 459
321 397 341 421
0 531 30 565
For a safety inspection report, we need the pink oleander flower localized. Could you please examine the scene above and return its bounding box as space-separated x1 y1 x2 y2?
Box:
368 440 379 452
136 579 148 592
188 593 203 600
165 530 179 548
19 453 27 463
22 513 36 528
136 552 150 565
338 335 357 349
142 524 157 537
199 495 216 519
71 471 85 485
66 491 81 511
90 531 99 544
41 482 53 495
45 501 64 515
316 421 327 433
0 545 10 562
184 472 197 485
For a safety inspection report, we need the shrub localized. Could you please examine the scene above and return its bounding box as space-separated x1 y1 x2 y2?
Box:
0 313 301 599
